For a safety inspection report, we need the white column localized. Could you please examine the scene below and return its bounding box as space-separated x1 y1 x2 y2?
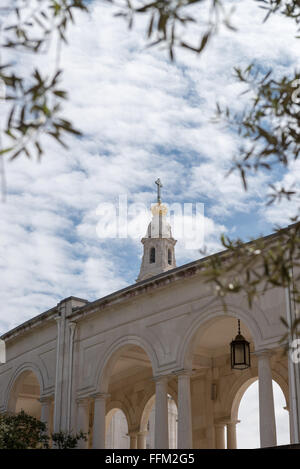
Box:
128 432 138 449
215 424 225 449
257 351 277 447
285 404 294 445
288 372 297 445
77 398 89 449
227 422 238 449
40 396 52 432
177 372 193 449
154 376 169 449
286 286 300 444
92 393 108 449
137 431 147 449
67 322 77 432
53 315 62 433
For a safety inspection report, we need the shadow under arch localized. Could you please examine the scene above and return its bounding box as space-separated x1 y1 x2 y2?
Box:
6 369 42 419
5 362 45 413
95 335 158 393
178 307 262 371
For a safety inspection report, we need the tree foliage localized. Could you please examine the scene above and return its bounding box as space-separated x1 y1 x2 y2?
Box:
0 410 87 449
202 1 300 345
215 66 300 196
112 0 236 60
51 430 87 449
0 410 49 449
0 0 299 343
0 0 88 162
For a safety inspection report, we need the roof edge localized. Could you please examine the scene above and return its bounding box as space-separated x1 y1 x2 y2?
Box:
1 222 297 341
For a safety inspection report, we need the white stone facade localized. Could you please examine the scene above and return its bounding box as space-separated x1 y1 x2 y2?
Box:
0 228 299 448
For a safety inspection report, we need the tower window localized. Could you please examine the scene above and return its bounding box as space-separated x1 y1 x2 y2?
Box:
168 248 172 265
150 247 155 263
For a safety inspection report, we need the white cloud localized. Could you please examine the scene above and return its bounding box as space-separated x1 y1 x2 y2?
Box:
0 0 298 335
0 0 297 448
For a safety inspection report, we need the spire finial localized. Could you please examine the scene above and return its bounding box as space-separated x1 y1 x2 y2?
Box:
155 178 163 204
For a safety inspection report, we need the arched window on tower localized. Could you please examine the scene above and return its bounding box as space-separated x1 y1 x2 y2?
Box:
150 247 155 263
168 248 172 265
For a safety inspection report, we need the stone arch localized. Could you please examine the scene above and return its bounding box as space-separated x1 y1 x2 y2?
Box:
95 335 158 393
140 394 155 433
139 390 178 449
178 306 262 371
230 375 257 422
138 383 178 434
105 406 130 449
272 370 289 410
106 399 133 432
4 362 46 413
229 371 289 422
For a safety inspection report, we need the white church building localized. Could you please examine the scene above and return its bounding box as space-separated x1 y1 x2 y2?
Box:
0 181 299 449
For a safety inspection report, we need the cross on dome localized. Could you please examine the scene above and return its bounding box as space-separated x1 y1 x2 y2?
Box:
155 178 163 204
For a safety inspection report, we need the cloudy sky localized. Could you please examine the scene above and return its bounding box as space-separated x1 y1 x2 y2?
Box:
0 0 298 446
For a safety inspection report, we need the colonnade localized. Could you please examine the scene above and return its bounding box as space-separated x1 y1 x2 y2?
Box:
89 371 192 449
18 353 282 449
214 352 278 449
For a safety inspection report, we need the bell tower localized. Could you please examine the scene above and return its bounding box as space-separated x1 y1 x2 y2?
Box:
137 179 177 282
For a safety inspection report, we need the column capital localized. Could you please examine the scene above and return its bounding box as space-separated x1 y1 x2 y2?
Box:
91 392 110 401
215 418 240 426
68 321 77 333
54 314 62 324
226 420 240 427
76 396 90 406
173 369 194 378
152 374 169 384
39 395 54 404
214 422 226 428
254 348 276 358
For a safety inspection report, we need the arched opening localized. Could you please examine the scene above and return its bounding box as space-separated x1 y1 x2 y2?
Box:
236 379 290 448
183 314 254 449
150 247 155 263
94 342 156 448
140 394 178 449
8 370 41 419
167 249 172 265
105 408 130 448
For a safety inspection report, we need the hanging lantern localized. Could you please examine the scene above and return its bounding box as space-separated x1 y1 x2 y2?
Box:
230 319 251 370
